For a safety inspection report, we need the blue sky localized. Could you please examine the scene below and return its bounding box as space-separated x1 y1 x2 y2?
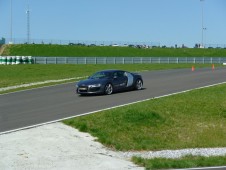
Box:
0 0 226 47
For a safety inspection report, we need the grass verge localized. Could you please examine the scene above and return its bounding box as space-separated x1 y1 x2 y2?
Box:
63 81 226 168
132 155 226 169
63 83 226 151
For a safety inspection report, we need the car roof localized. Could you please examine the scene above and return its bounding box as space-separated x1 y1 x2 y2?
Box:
99 69 126 73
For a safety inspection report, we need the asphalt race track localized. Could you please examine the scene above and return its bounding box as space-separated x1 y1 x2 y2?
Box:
1 67 226 134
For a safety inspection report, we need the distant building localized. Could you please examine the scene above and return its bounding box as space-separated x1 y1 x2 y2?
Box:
0 38 5 44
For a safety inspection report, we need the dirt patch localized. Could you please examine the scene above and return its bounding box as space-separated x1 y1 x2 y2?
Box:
0 44 8 55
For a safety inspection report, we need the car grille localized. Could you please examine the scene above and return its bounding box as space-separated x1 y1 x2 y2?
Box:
78 86 88 92
78 85 101 93
89 87 101 92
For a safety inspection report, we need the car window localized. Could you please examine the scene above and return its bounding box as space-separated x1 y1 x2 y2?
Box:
90 71 111 79
115 71 125 78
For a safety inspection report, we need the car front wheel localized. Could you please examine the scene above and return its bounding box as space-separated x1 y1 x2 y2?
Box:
135 79 143 90
104 83 113 95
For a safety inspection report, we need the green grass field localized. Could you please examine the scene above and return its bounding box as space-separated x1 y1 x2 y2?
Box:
132 155 226 169
3 44 226 57
63 84 226 151
63 83 226 169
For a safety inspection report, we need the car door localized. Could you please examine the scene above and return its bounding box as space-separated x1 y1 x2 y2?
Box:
112 71 128 90
125 72 134 87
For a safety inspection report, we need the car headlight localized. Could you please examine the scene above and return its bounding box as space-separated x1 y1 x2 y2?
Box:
88 84 101 88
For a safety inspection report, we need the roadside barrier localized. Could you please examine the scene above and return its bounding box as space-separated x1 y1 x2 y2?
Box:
33 57 226 64
2 56 6 65
1 56 226 65
16 56 22 64
6 56 12 65
12 56 16 65
0 56 34 65
22 56 28 64
28 56 33 64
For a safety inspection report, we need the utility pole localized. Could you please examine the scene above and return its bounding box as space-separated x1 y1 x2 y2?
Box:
26 1 30 44
10 0 13 44
201 0 206 48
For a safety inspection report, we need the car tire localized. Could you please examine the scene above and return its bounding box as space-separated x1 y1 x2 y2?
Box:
104 83 113 95
135 79 143 90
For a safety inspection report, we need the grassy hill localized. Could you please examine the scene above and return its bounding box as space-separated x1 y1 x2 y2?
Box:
2 44 226 57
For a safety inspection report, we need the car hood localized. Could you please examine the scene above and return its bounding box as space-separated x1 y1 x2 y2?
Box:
77 78 107 86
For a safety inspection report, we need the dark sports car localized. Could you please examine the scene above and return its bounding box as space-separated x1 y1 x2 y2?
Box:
76 70 143 95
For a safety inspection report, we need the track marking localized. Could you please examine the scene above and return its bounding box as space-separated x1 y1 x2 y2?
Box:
0 76 87 96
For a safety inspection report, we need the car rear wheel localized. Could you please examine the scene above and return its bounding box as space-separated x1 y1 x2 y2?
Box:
104 83 113 95
135 79 143 90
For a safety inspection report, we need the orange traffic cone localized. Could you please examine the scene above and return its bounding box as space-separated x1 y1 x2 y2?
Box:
192 66 195 71
212 64 215 71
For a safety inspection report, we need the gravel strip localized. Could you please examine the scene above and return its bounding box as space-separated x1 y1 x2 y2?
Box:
122 148 226 159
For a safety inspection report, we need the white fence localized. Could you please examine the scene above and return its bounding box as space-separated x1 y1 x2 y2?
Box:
33 57 226 64
1 56 226 65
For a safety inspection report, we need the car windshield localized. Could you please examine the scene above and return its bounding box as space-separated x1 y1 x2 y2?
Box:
89 71 112 79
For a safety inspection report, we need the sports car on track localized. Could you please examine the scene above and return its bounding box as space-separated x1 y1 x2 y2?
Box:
76 70 143 95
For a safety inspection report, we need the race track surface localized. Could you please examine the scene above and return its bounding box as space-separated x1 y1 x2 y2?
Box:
1 67 226 133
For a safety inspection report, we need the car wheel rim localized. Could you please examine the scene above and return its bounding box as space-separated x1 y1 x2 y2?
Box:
136 80 143 90
105 84 113 94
